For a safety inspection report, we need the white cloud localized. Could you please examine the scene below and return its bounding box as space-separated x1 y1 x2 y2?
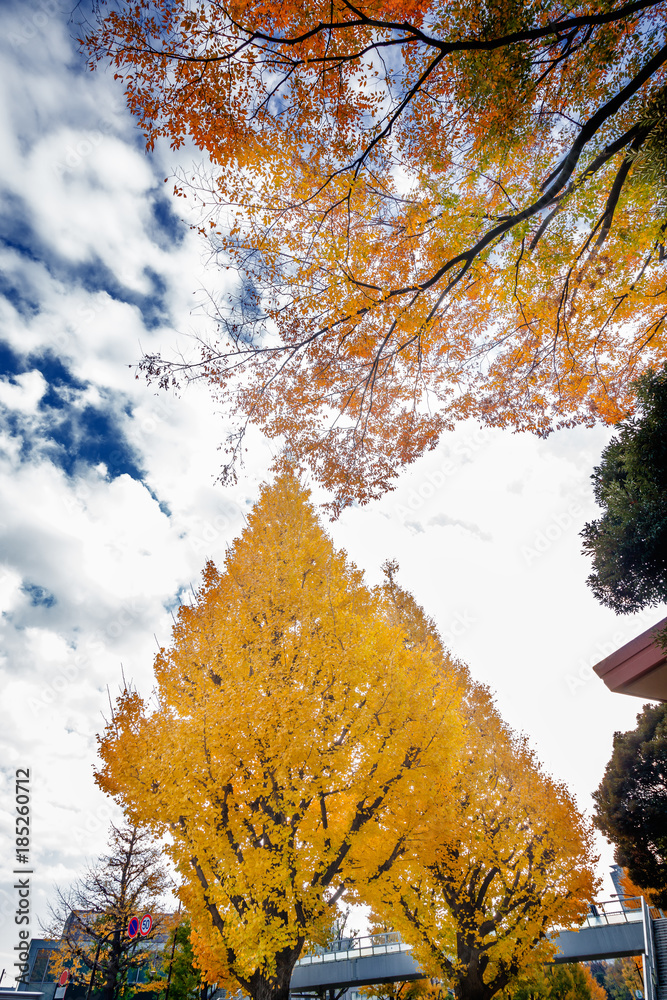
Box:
0 371 47 411
427 512 492 541
0 7 253 966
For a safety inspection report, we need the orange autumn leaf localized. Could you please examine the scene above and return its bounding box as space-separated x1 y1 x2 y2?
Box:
83 0 667 510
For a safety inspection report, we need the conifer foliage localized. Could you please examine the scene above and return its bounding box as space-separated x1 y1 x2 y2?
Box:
96 474 463 1000
582 364 667 613
593 701 667 908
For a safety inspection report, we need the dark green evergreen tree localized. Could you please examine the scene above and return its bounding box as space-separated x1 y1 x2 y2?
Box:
581 365 667 614
592 703 667 908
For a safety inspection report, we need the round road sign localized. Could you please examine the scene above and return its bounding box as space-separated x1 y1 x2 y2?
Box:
128 917 139 939
59 972 69 987
139 913 153 937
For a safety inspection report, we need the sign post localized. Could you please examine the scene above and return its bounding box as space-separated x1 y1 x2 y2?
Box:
55 970 69 999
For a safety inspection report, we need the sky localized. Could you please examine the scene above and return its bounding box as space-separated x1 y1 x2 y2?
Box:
0 0 663 983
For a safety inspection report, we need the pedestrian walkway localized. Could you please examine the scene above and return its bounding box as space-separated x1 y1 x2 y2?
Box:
290 899 664 997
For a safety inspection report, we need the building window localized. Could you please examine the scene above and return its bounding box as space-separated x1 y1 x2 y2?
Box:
31 948 56 983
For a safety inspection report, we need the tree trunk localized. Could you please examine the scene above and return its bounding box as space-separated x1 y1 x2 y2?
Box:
100 929 122 1000
454 940 496 1000
246 971 292 1000
243 944 302 1000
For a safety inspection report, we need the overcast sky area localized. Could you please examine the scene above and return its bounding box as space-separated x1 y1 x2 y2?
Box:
0 0 664 982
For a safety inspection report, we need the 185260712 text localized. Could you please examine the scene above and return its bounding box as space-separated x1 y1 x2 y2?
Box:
14 768 31 985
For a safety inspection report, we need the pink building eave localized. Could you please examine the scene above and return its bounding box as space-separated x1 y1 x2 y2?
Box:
594 617 667 702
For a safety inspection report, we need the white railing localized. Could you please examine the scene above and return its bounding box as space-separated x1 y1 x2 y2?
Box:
296 932 413 966
580 899 645 929
297 900 652 967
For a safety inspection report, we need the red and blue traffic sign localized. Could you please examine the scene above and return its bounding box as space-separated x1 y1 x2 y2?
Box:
128 917 139 939
139 913 153 937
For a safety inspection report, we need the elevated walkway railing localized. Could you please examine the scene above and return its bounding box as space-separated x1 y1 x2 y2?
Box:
578 899 643 929
642 897 659 1000
296 932 413 967
579 898 664 929
295 899 654 970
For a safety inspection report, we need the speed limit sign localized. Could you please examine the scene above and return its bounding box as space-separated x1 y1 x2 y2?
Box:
139 913 153 937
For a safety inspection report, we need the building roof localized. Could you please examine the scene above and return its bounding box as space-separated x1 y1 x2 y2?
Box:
594 617 667 701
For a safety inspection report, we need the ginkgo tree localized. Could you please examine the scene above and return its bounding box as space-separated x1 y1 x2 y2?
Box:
507 964 608 1000
356 617 598 1000
84 0 667 511
96 473 464 1000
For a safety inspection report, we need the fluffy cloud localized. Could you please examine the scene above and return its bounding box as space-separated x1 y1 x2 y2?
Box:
0 2 256 964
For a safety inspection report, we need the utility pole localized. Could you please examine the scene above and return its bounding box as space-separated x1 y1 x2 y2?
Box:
163 905 182 1000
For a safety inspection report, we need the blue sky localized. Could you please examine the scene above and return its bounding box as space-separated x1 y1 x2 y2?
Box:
0 0 663 980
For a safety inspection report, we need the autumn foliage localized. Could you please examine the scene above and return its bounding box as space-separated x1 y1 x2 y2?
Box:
46 824 169 1000
95 475 598 1000
84 0 667 509
361 680 599 1000
506 964 608 1000
96 475 464 1000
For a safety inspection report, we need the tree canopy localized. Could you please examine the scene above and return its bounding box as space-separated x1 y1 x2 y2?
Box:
95 473 464 1000
356 656 598 1000
588 958 645 1000
507 963 607 1000
581 364 667 613
83 0 667 510
144 914 212 1000
46 823 170 1000
592 701 667 908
